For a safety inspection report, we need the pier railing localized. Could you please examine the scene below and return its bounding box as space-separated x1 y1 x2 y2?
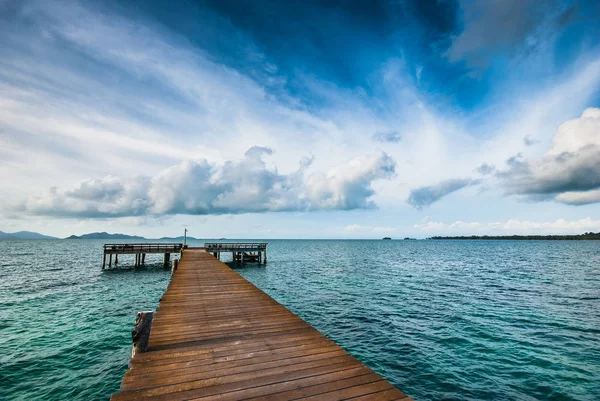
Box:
102 243 183 269
205 242 268 264
103 243 183 254
204 242 267 250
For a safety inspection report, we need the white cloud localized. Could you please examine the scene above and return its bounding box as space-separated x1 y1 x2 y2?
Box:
1 0 600 237
18 149 396 217
501 108 600 204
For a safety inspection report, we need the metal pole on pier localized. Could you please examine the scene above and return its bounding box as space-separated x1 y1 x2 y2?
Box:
184 229 187 248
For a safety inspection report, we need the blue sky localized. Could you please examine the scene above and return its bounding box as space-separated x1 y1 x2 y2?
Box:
1 0 600 238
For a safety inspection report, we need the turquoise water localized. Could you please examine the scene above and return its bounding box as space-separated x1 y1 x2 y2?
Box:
1 240 599 400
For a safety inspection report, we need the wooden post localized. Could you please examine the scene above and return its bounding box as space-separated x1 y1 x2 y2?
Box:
102 253 106 270
142 253 146 265
115 254 119 265
130 311 154 368
263 249 267 264
109 253 112 268
164 253 170 266
213 252 217 258
241 252 244 264
171 259 178 276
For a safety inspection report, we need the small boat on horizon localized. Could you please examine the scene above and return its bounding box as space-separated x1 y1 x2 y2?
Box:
382 237 392 240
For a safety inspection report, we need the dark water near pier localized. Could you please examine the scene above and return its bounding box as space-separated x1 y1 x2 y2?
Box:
0 239 599 400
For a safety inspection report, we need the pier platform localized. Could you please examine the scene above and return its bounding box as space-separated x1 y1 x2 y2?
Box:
111 248 411 401
103 243 183 269
205 242 268 264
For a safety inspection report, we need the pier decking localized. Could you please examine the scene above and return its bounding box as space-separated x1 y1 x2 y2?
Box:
112 248 411 401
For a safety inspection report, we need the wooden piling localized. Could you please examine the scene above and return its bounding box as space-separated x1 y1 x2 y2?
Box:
130 311 154 368
101 244 184 271
170 258 178 276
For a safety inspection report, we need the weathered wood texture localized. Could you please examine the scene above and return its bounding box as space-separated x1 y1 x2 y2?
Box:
112 249 411 401
131 311 154 367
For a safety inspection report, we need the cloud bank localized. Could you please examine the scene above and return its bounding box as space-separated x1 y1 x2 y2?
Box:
18 149 396 218
501 108 600 205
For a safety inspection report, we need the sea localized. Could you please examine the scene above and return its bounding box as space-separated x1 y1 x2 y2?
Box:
0 239 599 400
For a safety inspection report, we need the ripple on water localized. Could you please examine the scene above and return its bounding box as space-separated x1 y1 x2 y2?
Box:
1 239 600 400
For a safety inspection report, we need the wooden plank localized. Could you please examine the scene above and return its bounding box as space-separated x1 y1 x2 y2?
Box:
111 248 411 401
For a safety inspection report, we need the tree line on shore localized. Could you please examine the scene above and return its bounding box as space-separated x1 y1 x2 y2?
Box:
429 232 600 240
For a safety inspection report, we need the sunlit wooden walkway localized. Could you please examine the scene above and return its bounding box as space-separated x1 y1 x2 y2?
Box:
112 248 411 401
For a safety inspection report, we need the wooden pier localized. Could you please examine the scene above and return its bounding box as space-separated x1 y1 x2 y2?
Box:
111 248 411 401
103 243 183 269
205 242 268 264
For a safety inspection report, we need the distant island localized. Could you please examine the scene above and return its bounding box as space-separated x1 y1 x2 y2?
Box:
0 230 200 240
3 229 600 241
157 235 200 241
429 232 600 240
0 230 58 240
66 232 199 240
66 232 146 240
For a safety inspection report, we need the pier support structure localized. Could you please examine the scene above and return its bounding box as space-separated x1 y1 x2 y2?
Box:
102 243 184 270
204 243 268 265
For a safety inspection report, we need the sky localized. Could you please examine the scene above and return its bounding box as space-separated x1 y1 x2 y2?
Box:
1 0 600 239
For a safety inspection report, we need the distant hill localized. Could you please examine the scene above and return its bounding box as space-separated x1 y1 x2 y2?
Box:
158 236 199 241
0 230 58 240
66 232 145 240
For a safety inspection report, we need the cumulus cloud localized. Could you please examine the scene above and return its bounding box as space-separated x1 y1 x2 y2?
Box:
500 108 600 204
18 149 396 217
372 130 402 143
407 178 478 209
554 190 600 205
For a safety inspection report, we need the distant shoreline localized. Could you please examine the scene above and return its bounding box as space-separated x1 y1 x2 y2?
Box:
429 233 600 240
